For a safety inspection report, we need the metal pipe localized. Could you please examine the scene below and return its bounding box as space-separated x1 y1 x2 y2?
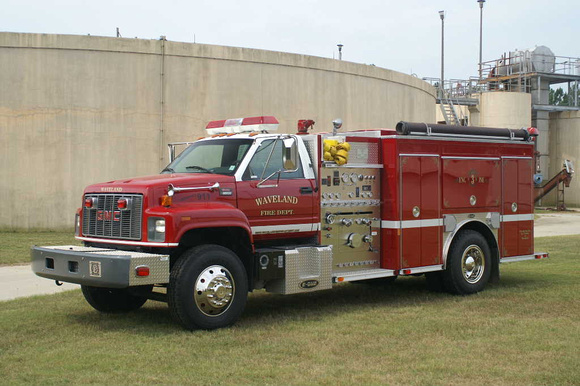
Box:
478 0 485 80
439 11 445 99
159 36 167 169
396 121 530 141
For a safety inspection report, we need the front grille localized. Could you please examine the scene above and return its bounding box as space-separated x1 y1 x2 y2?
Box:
82 194 143 240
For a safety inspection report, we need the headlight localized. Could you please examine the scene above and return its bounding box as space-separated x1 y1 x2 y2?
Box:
148 217 166 242
155 219 166 233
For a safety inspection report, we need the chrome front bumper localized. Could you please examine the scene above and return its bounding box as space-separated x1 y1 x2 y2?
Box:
31 245 170 288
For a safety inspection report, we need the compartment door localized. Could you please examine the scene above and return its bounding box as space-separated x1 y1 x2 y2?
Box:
400 155 442 268
501 158 534 257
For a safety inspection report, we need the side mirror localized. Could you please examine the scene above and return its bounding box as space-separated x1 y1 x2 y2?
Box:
282 137 299 172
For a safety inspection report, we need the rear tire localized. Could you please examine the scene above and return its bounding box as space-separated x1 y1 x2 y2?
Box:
168 245 248 330
81 285 151 313
443 230 491 295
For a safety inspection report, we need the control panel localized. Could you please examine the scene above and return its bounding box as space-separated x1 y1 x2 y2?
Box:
320 166 381 272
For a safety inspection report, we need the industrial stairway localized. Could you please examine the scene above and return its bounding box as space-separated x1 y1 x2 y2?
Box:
439 96 463 126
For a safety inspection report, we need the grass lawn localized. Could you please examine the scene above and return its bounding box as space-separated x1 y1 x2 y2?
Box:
0 235 578 385
0 231 78 266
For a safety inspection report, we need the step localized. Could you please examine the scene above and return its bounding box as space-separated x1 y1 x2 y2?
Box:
332 268 397 283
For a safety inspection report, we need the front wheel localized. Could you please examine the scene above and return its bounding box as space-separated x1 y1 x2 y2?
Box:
443 230 491 295
168 245 248 330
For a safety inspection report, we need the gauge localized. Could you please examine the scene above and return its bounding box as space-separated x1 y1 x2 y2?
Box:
341 173 349 183
350 173 358 183
325 213 336 224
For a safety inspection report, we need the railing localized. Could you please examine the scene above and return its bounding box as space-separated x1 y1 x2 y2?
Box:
480 53 580 79
424 52 580 103
422 77 485 99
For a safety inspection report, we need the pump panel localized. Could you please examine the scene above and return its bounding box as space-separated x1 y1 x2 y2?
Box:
320 166 381 272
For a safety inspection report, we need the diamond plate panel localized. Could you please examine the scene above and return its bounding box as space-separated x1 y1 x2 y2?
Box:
129 254 170 286
348 142 379 164
301 135 319 167
266 246 332 294
42 245 115 253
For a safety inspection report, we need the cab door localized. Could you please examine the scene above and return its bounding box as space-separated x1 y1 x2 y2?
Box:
236 138 317 241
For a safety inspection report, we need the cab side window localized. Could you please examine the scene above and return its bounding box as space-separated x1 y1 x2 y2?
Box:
244 139 303 180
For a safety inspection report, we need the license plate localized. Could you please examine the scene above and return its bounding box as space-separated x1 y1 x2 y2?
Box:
89 261 102 277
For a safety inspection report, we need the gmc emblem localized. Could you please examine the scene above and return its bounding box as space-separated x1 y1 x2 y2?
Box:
96 210 121 222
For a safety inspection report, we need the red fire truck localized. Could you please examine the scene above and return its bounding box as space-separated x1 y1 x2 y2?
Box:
32 116 547 330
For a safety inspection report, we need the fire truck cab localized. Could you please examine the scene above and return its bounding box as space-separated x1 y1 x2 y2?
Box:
32 117 547 330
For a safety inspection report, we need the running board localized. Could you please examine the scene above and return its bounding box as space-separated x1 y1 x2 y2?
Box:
332 268 397 283
501 252 549 263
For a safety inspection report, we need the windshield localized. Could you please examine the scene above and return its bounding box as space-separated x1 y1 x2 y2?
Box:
161 138 253 175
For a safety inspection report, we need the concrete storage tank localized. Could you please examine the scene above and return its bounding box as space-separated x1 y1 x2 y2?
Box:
0 32 436 229
477 92 531 129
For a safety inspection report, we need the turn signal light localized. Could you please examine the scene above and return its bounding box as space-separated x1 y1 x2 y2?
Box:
402 269 412 275
117 198 128 210
135 266 150 277
161 195 172 207
84 198 95 208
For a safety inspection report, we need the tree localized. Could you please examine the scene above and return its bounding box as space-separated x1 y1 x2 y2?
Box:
549 86 579 106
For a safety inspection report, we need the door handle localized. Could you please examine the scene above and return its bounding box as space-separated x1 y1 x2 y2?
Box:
300 186 313 194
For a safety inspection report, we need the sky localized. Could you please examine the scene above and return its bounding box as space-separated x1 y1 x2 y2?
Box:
2 0 579 81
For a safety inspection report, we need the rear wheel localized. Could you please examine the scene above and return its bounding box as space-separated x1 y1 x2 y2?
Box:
81 285 151 313
168 245 248 330
443 230 491 294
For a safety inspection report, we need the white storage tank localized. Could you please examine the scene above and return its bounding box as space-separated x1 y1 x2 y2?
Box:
496 45 555 75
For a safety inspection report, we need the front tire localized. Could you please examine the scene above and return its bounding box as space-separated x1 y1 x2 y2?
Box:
443 230 491 295
168 245 248 330
81 285 151 313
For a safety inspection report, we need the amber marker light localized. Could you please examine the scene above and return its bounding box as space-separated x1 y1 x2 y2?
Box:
161 195 173 207
161 185 175 207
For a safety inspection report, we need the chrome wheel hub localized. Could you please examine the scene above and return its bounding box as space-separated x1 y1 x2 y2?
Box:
194 265 235 317
461 245 485 284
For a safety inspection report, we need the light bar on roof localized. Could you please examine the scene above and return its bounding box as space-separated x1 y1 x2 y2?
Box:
205 116 279 134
